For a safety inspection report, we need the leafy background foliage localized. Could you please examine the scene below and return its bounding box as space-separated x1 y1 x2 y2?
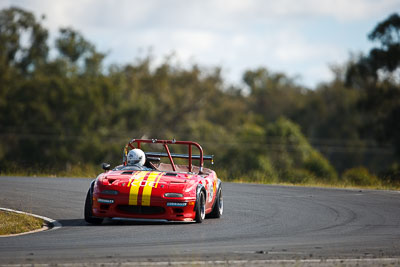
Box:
0 7 399 186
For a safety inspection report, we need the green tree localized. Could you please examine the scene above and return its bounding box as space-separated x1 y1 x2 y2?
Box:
243 68 307 123
0 7 48 73
345 13 400 160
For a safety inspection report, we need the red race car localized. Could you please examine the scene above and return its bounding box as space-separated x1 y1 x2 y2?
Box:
84 139 223 224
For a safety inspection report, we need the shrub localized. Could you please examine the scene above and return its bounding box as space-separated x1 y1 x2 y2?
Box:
265 117 313 166
246 170 278 184
279 168 315 184
304 151 338 182
379 163 400 184
342 167 380 186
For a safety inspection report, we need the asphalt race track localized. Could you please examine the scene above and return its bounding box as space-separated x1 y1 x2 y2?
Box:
1 176 400 265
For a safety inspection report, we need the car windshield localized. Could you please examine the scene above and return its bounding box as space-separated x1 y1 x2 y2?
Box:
114 165 152 171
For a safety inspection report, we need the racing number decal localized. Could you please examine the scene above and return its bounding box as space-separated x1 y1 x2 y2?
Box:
142 172 162 206
128 171 162 206
128 171 147 205
207 179 214 203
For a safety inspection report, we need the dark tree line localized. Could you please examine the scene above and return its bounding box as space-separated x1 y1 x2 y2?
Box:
0 7 399 185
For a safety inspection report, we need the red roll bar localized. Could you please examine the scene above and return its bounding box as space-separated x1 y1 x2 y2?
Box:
124 139 211 173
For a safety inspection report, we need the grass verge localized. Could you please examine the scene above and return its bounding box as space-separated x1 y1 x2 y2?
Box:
0 164 99 178
230 178 400 190
0 210 44 235
1 165 399 191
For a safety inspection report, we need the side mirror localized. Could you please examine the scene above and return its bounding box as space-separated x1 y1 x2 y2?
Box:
102 163 111 171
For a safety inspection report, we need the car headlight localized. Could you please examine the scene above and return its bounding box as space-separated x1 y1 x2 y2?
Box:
101 190 119 195
167 202 187 207
164 193 183 198
97 198 114 204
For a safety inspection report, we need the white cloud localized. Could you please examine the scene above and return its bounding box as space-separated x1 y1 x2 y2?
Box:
273 30 346 63
208 0 399 22
297 0 399 21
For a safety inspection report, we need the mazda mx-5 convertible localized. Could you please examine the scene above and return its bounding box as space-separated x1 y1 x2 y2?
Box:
84 139 223 224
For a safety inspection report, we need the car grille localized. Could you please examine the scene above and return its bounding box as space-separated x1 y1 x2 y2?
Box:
117 205 165 215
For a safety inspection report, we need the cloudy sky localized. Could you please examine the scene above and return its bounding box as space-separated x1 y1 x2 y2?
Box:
1 0 399 88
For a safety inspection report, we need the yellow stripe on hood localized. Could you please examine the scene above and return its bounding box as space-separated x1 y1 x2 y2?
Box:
141 172 162 206
128 171 148 205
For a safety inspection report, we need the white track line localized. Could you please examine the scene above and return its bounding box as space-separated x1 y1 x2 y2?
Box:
2 258 400 266
0 207 61 237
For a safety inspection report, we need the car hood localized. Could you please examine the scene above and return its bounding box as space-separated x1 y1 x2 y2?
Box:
99 170 197 189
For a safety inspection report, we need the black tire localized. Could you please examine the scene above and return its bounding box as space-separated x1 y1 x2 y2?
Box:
208 188 223 218
84 189 103 225
195 191 206 223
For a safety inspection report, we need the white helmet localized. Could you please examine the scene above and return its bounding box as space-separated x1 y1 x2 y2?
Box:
127 149 146 166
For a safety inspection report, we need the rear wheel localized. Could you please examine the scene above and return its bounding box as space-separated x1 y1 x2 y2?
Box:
195 191 206 223
84 189 103 225
208 187 223 218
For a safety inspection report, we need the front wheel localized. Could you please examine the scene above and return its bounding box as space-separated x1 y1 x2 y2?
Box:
208 188 223 218
195 191 206 223
84 189 103 225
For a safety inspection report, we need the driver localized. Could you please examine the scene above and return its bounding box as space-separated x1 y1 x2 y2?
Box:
126 148 151 170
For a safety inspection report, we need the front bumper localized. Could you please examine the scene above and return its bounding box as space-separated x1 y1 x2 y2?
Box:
92 193 197 222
